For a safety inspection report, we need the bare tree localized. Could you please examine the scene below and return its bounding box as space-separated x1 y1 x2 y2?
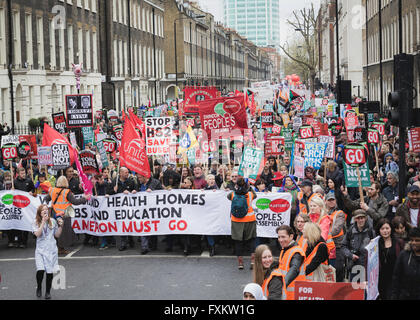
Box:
280 3 318 92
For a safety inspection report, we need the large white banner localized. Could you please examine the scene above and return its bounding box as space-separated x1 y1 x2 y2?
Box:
0 190 291 238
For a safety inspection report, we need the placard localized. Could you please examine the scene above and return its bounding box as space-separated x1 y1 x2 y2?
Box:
19 135 37 159
318 135 335 159
261 111 273 128
145 117 174 155
51 144 70 170
238 147 264 182
408 127 420 152
304 142 328 170
294 282 364 300
2 144 17 160
343 161 371 187
1 135 19 147
38 146 53 166
52 112 67 134
66 94 94 127
79 150 99 175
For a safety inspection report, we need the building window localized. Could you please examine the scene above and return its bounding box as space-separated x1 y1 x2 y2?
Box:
59 27 65 69
92 31 97 71
67 24 74 67
78 27 83 65
50 20 56 69
25 13 33 67
36 16 44 69
13 11 21 67
85 29 90 71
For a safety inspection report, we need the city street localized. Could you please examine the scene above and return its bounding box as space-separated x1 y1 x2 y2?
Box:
0 235 263 300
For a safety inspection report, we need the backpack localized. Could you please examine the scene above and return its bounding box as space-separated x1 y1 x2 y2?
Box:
231 193 249 219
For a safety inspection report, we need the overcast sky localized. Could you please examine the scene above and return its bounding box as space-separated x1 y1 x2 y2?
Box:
197 0 320 44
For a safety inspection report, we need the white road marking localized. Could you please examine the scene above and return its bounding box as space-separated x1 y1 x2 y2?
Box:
1 287 8 289
205 284 213 287
201 251 210 257
63 245 83 259
0 254 239 262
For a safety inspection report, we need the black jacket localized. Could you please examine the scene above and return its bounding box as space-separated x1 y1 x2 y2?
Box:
106 177 136 195
305 239 329 276
391 246 420 300
341 221 375 267
13 177 35 193
135 177 163 191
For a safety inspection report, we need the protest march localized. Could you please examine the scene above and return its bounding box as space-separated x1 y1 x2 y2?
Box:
1 79 420 301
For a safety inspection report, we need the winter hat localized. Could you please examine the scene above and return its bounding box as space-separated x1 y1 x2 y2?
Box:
385 153 393 160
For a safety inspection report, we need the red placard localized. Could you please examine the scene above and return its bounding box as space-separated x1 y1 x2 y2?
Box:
261 111 273 128
19 135 38 159
2 144 17 160
313 122 329 137
368 129 380 144
183 86 219 114
299 126 314 139
198 96 248 139
372 122 385 135
344 145 367 167
408 127 420 152
294 281 364 300
265 134 285 156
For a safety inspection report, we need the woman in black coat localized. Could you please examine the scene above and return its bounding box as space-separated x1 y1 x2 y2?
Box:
376 218 404 300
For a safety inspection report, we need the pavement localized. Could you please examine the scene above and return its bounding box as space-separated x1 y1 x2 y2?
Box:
0 232 281 300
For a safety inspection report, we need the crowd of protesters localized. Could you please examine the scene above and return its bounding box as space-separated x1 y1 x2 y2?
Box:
0 88 420 301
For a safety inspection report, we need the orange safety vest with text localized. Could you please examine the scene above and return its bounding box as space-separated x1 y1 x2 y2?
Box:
230 192 256 223
278 245 306 300
303 242 329 281
296 235 308 253
49 187 71 217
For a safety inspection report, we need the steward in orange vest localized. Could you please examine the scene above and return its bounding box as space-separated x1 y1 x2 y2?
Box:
265 225 306 300
297 179 316 214
45 186 88 218
304 238 329 281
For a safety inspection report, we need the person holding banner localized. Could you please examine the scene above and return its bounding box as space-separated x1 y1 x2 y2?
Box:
227 177 257 270
133 171 163 254
45 176 89 255
391 227 420 300
33 204 64 299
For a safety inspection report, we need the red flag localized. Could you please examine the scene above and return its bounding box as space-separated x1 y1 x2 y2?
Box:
148 99 152 108
244 90 249 108
119 120 150 178
250 94 256 116
128 109 146 139
42 123 75 164
122 109 128 123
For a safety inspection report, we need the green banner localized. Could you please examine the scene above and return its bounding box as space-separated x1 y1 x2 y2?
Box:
343 161 371 187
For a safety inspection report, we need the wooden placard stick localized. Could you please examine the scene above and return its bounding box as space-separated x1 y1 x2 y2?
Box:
356 166 365 205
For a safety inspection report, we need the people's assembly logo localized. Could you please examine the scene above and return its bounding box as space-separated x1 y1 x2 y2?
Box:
1 194 30 208
256 198 290 213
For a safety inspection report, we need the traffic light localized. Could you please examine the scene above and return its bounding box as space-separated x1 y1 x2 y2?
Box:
387 54 414 127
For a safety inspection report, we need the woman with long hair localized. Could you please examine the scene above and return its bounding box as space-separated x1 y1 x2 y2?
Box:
308 196 331 242
252 244 282 300
32 204 64 299
302 222 329 280
376 218 404 300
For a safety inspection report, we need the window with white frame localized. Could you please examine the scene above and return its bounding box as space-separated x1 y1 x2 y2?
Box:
113 39 118 76
91 0 97 13
0 8 5 67
78 27 83 65
36 16 44 69
25 13 33 67
13 11 21 67
85 0 90 11
49 19 56 68
92 30 97 71
77 0 82 8
113 0 117 22
59 27 65 69
67 24 74 67
85 29 90 71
